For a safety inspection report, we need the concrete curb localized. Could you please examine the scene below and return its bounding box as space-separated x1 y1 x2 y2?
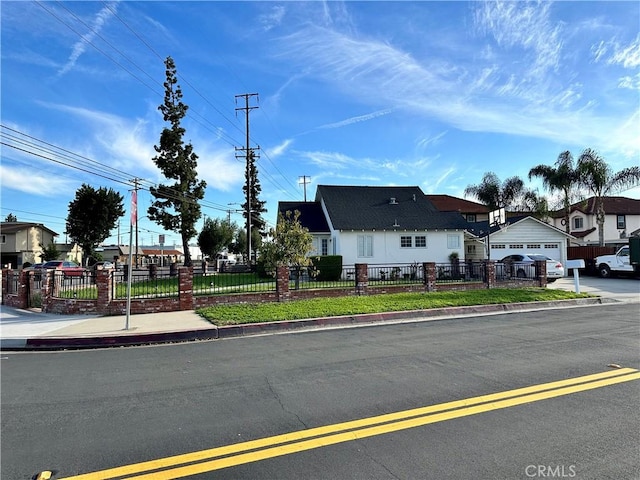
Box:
1 297 616 351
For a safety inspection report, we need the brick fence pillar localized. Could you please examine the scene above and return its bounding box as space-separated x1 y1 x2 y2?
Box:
355 263 368 296
276 266 290 301
423 262 436 292
41 270 54 312
178 266 193 310
96 269 113 314
535 260 547 287
485 261 496 289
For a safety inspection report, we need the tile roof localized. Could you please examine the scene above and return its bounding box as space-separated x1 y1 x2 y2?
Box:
315 185 468 230
550 196 640 217
425 194 490 213
277 202 330 233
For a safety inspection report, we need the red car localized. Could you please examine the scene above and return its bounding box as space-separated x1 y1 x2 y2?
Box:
42 260 86 277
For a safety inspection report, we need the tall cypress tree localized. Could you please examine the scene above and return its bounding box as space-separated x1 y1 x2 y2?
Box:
241 150 267 259
148 56 206 267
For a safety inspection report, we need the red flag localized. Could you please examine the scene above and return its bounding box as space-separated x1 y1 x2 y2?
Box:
131 190 137 226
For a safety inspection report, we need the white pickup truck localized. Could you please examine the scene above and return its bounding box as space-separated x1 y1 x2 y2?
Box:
594 243 638 278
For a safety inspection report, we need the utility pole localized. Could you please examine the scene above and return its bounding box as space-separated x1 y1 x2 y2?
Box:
235 93 259 265
132 178 140 268
299 175 311 202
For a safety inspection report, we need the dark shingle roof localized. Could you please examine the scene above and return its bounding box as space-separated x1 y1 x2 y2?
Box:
277 202 330 233
315 185 468 230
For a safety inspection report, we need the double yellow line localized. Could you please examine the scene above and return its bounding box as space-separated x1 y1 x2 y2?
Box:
62 367 639 479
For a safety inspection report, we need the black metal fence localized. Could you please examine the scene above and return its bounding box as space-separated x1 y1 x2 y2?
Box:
495 262 538 282
51 271 98 300
112 270 179 299
193 271 276 295
434 262 486 283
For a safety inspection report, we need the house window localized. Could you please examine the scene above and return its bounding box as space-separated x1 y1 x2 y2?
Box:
491 244 506 249
509 244 523 249
321 239 328 256
527 244 540 249
467 244 476 254
544 244 558 249
400 236 412 248
447 234 460 249
0 235 5 244
617 215 626 229
573 217 583 229
466 214 476 222
357 235 373 257
415 235 427 248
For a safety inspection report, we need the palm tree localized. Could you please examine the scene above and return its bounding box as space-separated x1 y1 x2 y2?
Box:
577 148 640 246
464 172 526 211
528 151 580 234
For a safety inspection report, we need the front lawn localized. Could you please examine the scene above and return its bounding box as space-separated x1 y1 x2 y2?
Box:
197 288 592 326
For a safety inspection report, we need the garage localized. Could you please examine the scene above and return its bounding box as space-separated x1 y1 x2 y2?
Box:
468 216 574 272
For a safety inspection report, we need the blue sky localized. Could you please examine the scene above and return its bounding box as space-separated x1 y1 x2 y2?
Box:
1 1 639 247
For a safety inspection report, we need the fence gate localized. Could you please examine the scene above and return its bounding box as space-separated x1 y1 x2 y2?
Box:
26 273 43 309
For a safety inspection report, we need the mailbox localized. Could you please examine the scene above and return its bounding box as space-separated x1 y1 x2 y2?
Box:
566 259 585 269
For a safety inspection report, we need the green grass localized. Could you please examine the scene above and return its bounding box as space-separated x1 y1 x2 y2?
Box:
197 288 593 326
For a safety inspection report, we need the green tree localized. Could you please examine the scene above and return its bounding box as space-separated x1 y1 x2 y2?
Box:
241 150 267 262
66 184 124 263
577 149 640 246
198 217 237 260
259 210 313 288
41 243 60 261
148 56 206 267
4 213 17 222
528 151 581 234
463 172 527 211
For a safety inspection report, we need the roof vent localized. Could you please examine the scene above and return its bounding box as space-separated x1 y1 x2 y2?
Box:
393 219 400 227
389 197 398 205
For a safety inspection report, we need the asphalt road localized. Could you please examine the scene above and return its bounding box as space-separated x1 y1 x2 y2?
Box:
2 302 638 480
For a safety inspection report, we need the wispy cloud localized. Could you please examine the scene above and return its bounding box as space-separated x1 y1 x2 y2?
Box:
317 109 393 130
0 164 74 196
58 2 119 76
259 5 285 32
266 139 293 158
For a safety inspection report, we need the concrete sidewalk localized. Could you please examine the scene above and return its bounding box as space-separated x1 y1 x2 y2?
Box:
1 275 637 350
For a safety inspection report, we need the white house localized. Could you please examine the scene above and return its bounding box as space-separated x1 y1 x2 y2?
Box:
278 185 470 266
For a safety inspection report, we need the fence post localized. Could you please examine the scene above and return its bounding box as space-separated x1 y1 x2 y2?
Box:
1 269 9 299
355 263 368 295
276 266 290 301
535 260 547 287
423 262 436 292
485 261 496 289
179 267 194 310
96 269 112 314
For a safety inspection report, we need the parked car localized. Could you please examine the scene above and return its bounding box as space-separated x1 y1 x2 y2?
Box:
92 261 114 271
499 254 565 282
42 260 86 277
23 262 44 271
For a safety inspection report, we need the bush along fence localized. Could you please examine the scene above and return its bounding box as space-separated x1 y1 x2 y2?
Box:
1 260 547 316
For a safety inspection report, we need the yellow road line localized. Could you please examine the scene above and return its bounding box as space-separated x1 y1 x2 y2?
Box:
61 368 639 480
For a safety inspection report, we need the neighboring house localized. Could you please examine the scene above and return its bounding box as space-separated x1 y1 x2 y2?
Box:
425 194 490 223
55 242 84 265
465 215 575 267
0 222 58 268
548 196 640 247
278 185 469 266
100 245 148 265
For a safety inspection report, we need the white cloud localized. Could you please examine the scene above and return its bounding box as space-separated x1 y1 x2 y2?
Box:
58 2 119 76
609 34 640 68
259 5 285 32
266 139 293 158
318 109 393 130
0 164 73 196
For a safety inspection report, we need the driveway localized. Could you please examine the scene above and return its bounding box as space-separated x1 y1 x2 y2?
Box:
548 274 639 302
